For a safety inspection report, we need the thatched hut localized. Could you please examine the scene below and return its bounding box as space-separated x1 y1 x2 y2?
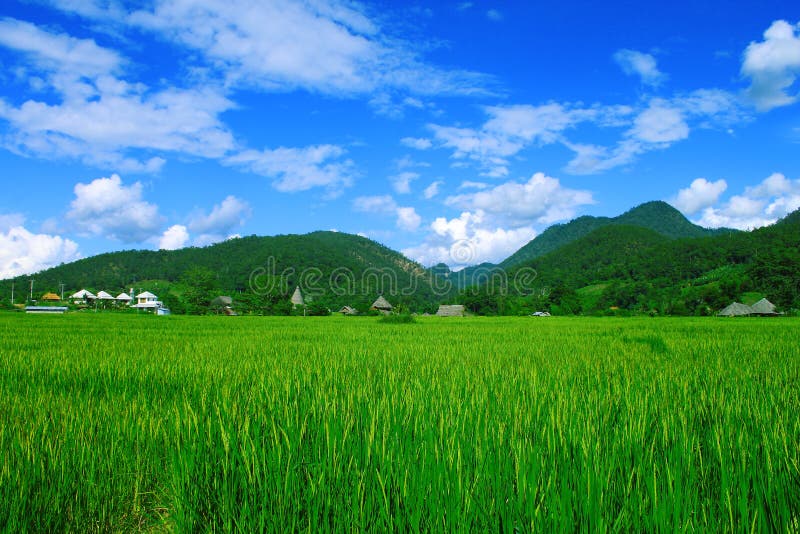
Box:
41 292 60 302
371 295 392 314
338 305 358 315
291 287 305 307
750 298 778 316
436 304 465 317
718 302 753 317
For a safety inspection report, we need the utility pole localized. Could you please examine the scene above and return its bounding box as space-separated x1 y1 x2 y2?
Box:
10 282 14 304
29 279 34 301
59 282 65 301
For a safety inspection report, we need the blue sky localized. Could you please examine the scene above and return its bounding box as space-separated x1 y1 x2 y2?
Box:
1 0 799 277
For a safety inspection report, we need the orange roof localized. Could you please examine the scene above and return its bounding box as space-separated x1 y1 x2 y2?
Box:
41 292 61 301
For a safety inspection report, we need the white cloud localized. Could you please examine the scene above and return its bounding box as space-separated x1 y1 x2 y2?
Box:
391 171 419 194
741 20 800 110
66 174 162 242
693 172 800 229
629 101 689 143
486 10 503 22
403 210 535 267
226 145 355 195
396 207 421 231
158 224 189 250
429 103 590 176
353 195 421 232
445 172 595 226
613 49 665 86
401 137 433 150
53 0 489 99
0 18 235 171
423 180 443 199
188 195 250 234
672 178 728 215
0 223 80 278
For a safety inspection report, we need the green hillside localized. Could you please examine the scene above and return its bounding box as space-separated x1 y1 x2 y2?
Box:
500 201 734 268
460 209 800 316
0 231 443 313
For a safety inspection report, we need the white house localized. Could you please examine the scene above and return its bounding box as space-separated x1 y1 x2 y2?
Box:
115 292 132 304
131 291 162 310
96 290 115 300
69 289 95 303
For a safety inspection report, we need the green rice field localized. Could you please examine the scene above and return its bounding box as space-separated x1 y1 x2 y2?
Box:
1 314 799 531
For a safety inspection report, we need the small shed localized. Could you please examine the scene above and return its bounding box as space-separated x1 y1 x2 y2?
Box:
210 296 236 315
338 305 358 315
436 304 465 317
291 287 305 307
371 295 393 314
26 306 67 314
41 292 61 302
750 298 778 316
718 302 753 317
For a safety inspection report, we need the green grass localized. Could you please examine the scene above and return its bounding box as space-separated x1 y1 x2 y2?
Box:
1 314 799 531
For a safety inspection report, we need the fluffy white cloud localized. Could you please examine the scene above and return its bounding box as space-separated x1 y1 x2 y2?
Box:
741 20 800 110
423 180 443 199
445 172 594 226
0 222 80 278
486 9 503 22
66 174 162 242
629 101 689 143
672 178 728 215
227 145 355 195
693 172 800 229
403 210 535 267
353 195 422 232
429 103 590 176
391 172 419 194
401 137 433 150
188 195 250 234
396 207 421 231
52 0 489 99
158 224 189 250
613 49 665 86
0 18 235 171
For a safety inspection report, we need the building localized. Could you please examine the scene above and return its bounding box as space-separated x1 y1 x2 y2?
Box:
26 306 67 314
96 290 115 301
338 305 358 315
436 304 465 317
371 295 393 314
718 302 753 317
131 291 161 310
291 287 305 307
69 289 95 303
115 292 132 304
750 298 778 316
41 292 61 302
210 296 236 315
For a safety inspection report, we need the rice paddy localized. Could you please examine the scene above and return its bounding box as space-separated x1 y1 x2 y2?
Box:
1 313 798 531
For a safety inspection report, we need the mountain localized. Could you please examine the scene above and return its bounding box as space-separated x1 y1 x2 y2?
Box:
500 201 734 268
0 231 444 312
486 208 800 314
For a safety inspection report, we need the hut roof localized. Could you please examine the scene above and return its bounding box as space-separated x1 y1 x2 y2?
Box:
436 304 465 317
291 287 304 306
115 293 132 301
371 295 392 310
69 289 95 299
137 291 158 299
96 290 115 300
338 305 358 315
718 302 753 316
41 292 60 301
750 298 777 315
210 295 233 307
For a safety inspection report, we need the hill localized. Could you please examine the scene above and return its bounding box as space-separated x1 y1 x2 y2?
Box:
500 201 733 268
462 208 800 315
0 231 443 313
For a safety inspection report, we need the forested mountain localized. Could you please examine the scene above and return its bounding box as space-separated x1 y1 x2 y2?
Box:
0 232 444 313
458 209 800 315
2 203 798 316
500 201 734 268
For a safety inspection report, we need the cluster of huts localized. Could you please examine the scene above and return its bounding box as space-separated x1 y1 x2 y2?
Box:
291 287 466 316
718 298 780 317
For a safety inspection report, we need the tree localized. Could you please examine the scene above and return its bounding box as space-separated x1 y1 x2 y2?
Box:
181 267 219 315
